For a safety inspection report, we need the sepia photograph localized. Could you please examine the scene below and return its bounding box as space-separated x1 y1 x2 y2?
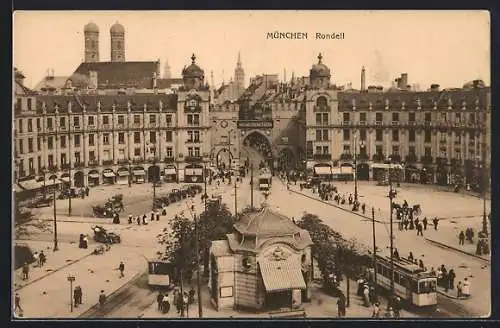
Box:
12 10 491 319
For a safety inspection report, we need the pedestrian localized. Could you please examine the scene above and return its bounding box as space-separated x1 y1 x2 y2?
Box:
423 217 428 230
371 302 380 318
417 223 424 236
85 186 89 196
363 285 370 307
118 261 125 278
174 290 181 315
419 259 425 270
39 250 46 267
22 262 29 280
151 211 155 222
408 252 414 262
162 293 170 314
33 251 39 267
14 293 22 314
457 281 463 298
128 214 133 224
183 292 189 317
142 214 147 225
73 286 79 308
448 269 456 290
430 267 436 276
385 307 395 318
99 290 106 307
337 293 346 317
137 216 141 225
76 285 83 305
361 203 366 215
393 249 399 260
157 292 164 312
459 231 465 245
433 217 439 230
82 236 88 249
156 211 160 221
162 205 167 216
393 296 401 318
462 277 471 297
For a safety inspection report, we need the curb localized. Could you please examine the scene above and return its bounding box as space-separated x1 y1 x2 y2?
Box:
15 252 93 291
424 238 490 263
288 188 388 224
78 270 145 318
436 290 459 300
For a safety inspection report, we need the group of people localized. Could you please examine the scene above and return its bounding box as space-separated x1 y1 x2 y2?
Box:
127 209 164 226
458 228 475 246
156 288 196 317
21 250 47 280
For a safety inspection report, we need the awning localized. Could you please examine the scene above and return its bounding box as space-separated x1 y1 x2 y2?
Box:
88 173 100 179
259 260 306 292
60 177 70 183
165 168 176 175
372 163 403 170
314 166 332 175
133 170 146 176
340 167 353 174
18 179 42 191
44 179 61 186
117 171 129 177
103 171 115 178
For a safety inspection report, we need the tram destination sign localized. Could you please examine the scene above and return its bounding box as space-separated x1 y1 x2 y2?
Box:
237 120 274 129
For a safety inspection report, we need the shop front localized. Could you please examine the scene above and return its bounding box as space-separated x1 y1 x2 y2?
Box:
116 167 130 185
313 164 332 182
164 165 177 183
184 164 203 183
88 170 100 186
133 167 146 183
339 163 354 181
102 169 115 185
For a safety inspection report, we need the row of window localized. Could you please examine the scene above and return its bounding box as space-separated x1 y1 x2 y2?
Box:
339 129 474 143
17 130 203 154
16 114 201 133
17 146 202 175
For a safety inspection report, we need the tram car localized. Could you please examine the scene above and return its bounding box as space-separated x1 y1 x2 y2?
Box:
370 254 437 307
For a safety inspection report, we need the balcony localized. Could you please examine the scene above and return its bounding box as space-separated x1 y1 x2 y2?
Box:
339 153 353 161
313 105 331 112
421 156 433 164
313 153 331 161
61 163 71 170
102 159 113 166
88 161 98 167
372 154 385 163
185 156 202 163
74 126 82 131
164 157 175 163
436 157 448 166
117 159 129 165
390 154 402 163
74 162 84 169
102 124 111 130
405 154 418 164
132 158 144 165
185 139 201 144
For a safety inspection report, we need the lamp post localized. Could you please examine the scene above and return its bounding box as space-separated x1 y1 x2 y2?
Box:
388 155 395 297
371 207 378 300
353 134 358 202
41 166 47 199
188 203 203 318
128 159 132 188
152 148 157 211
52 175 59 251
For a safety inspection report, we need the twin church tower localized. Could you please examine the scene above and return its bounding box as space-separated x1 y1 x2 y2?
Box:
84 21 125 63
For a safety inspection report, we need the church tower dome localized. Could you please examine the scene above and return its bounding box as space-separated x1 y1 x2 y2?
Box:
84 21 99 62
309 53 331 89
110 21 125 62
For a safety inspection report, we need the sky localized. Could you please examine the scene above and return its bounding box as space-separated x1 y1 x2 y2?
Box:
14 10 490 90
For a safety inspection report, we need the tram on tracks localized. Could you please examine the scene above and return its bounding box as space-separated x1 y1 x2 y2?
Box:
370 254 438 307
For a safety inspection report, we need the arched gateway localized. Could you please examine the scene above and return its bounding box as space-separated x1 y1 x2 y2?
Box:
241 131 273 170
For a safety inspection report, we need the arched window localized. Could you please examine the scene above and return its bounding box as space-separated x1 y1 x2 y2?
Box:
316 96 327 107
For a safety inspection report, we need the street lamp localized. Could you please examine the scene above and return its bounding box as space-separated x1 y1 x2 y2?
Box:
52 175 59 251
152 148 157 211
68 162 72 217
387 155 396 297
188 202 203 318
41 166 47 200
128 159 132 188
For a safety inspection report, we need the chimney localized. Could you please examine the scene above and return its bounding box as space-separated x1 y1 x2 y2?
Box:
400 73 408 90
430 84 440 92
360 66 366 92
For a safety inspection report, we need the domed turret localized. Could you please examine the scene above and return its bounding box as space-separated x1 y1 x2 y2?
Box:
309 53 331 89
182 54 205 90
110 21 125 34
182 54 205 78
84 21 99 33
310 53 331 77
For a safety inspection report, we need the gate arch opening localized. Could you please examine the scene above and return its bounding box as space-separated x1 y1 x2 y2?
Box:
242 131 273 171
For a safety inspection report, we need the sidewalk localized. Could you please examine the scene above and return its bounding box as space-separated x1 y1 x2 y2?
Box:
14 241 146 318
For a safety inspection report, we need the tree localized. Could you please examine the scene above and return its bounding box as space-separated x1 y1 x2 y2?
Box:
14 207 52 239
158 214 196 283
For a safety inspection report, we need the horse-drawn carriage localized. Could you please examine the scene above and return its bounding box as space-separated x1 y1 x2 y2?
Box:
28 196 54 208
92 194 124 218
92 225 121 244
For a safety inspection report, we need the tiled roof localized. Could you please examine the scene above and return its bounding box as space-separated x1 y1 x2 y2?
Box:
35 93 178 113
33 76 70 92
338 87 491 110
234 206 302 237
157 78 184 89
71 61 160 90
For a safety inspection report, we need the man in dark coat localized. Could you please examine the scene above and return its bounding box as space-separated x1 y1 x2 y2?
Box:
337 293 346 317
422 217 428 230
157 292 164 312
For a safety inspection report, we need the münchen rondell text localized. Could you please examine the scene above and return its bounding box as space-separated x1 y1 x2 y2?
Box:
266 32 345 40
